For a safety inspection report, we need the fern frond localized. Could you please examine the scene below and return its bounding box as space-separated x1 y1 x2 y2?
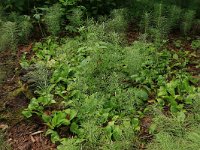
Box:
24 63 51 92
18 16 33 42
140 12 151 34
0 21 17 51
66 7 84 33
167 5 182 29
44 3 64 35
181 10 196 35
106 9 128 33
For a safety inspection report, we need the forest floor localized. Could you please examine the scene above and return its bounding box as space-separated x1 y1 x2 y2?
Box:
0 26 199 149
0 48 56 150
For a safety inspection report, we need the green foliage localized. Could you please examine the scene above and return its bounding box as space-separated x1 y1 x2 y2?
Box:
2 0 27 12
44 109 77 129
147 93 200 150
173 40 182 48
137 1 199 41
33 0 83 35
105 9 128 33
152 4 179 39
0 21 17 51
23 63 51 92
8 13 33 41
147 129 200 150
0 9 32 51
2 0 199 40
22 33 198 149
0 6 4 22
131 47 198 113
181 10 196 35
59 0 79 6
124 41 153 75
14 1 199 149
66 7 84 32
191 39 200 50
18 16 33 42
22 39 59 92
44 3 64 35
167 5 182 29
21 21 199 148
140 3 165 42
22 22 147 148
140 12 151 35
81 9 127 45
157 78 196 113
57 138 82 150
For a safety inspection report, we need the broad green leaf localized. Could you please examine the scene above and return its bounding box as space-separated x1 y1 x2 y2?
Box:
173 54 179 60
42 113 51 123
158 86 167 97
113 125 122 140
132 118 140 131
69 109 77 121
157 98 164 105
99 113 109 124
105 123 113 140
46 129 60 143
70 122 79 134
22 110 32 118
166 81 177 96
51 112 70 128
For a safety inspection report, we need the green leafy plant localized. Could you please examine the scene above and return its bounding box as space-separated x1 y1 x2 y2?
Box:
140 12 151 35
0 11 32 51
44 3 64 35
173 40 182 48
0 21 17 51
18 15 33 41
157 78 196 113
66 7 84 32
105 9 128 33
57 138 83 150
59 0 78 6
20 7 199 149
147 93 200 150
167 5 181 29
124 41 153 75
181 10 196 35
138 2 199 42
43 109 77 129
139 3 172 43
191 39 200 50
22 94 56 118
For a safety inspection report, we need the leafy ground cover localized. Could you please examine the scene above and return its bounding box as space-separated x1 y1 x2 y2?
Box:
0 0 200 150
20 18 200 149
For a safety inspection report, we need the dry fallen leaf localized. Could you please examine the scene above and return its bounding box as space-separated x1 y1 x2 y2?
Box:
0 124 8 130
30 135 36 143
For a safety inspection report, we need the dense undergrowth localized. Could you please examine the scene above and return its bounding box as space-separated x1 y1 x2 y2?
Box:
21 12 199 150
147 93 200 150
0 0 200 149
0 0 200 51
